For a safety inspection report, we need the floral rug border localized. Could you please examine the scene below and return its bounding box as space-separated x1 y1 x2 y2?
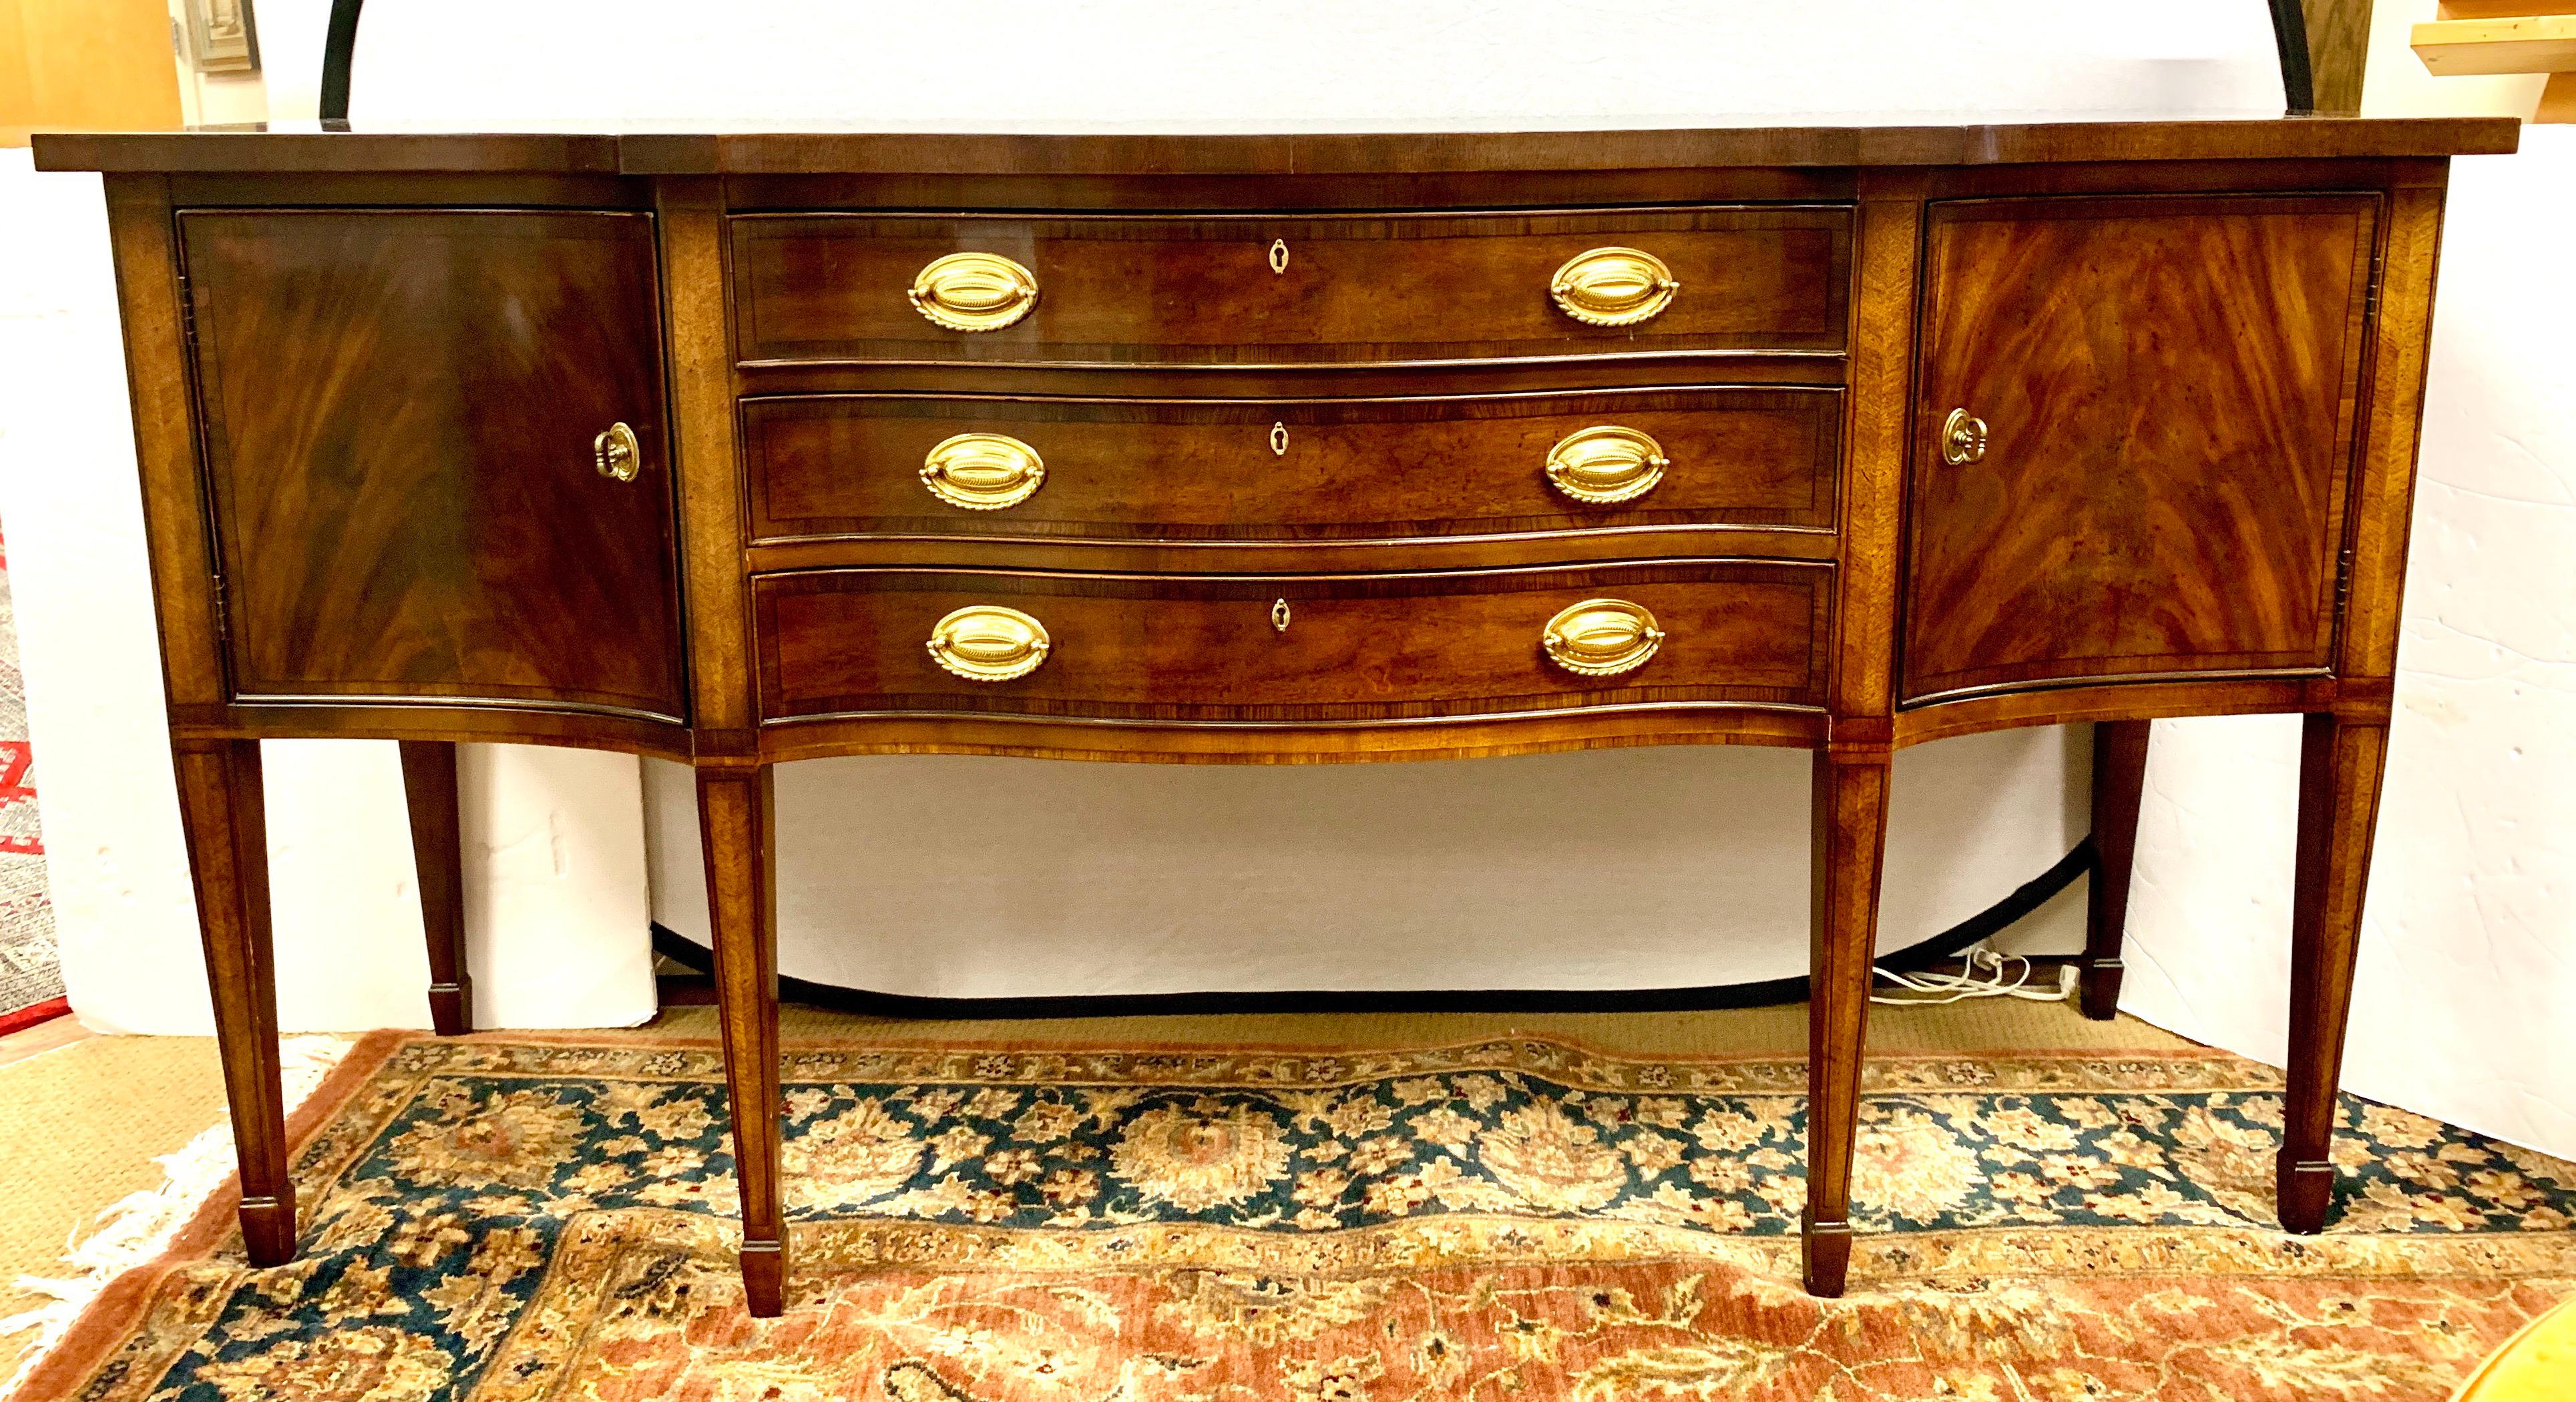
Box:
22 1028 2570 1402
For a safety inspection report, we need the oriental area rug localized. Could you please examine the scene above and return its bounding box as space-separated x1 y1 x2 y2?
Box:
0 523 61 1029
18 1031 2576 1402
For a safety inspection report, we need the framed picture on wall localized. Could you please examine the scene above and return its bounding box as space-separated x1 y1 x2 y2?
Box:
186 0 262 75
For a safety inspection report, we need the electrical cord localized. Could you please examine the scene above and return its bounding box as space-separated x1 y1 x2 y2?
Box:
1870 945 2079 1007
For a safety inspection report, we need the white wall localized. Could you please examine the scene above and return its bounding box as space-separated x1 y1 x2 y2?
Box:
644 732 2089 999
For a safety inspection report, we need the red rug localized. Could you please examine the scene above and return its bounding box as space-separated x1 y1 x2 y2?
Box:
17 1031 2576 1401
0 521 61 1027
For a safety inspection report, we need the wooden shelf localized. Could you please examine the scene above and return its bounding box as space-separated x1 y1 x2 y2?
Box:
2413 13 2576 75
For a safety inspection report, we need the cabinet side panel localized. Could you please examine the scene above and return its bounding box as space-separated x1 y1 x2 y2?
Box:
103 174 226 709
2338 183 2445 684
1828 180 1924 724
660 178 754 743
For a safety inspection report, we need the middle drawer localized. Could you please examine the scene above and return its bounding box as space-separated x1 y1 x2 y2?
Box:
744 387 1841 545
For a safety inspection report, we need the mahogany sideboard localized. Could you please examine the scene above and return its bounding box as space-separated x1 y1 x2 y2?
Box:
35 115 2520 1316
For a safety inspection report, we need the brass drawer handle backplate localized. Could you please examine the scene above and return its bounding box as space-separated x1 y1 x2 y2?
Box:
921 432 1046 510
1942 407 1989 466
594 422 640 483
1550 246 1679 327
909 252 1040 332
928 605 1052 682
1542 598 1665 678
1545 425 1669 505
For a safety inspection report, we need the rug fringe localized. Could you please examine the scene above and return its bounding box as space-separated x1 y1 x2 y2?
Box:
0 1035 353 1401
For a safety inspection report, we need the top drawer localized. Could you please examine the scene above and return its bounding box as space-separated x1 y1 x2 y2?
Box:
730 207 1852 367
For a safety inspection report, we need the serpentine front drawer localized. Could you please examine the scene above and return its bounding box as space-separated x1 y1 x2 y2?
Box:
752 562 1830 724
728 207 1852 367
742 387 1842 546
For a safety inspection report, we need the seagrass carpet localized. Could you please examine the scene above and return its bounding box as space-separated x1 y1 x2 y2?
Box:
18 1024 2576 1402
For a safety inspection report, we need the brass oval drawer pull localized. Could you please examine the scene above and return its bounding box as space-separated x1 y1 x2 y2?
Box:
1941 407 1990 465
908 252 1039 332
1545 425 1669 505
1550 246 1679 327
927 605 1052 682
593 422 640 482
1542 598 1664 678
921 432 1046 510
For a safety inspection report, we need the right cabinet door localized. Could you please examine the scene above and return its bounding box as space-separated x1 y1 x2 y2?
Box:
1902 194 2380 704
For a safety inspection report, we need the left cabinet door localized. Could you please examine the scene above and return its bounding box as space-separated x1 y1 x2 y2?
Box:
182 210 686 721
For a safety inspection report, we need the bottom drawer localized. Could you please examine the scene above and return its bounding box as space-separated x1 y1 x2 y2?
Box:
755 562 1829 725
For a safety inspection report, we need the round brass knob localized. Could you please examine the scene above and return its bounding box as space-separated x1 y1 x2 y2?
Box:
1550 247 1679 328
1941 407 1990 466
908 252 1039 332
1542 598 1664 678
593 422 640 483
927 605 1052 682
921 433 1046 510
1544 425 1669 505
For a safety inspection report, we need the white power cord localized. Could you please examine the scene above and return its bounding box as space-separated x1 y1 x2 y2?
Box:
1869 945 2079 1006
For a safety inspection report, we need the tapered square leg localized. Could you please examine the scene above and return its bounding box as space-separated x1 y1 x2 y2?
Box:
1804 745 1891 1297
2080 720 2151 1021
698 762 788 1317
172 739 296 1266
398 740 473 1035
2279 714 2389 1233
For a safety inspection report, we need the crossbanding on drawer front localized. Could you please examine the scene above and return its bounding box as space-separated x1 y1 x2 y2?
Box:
745 388 1841 544
755 563 1828 724
730 206 1851 366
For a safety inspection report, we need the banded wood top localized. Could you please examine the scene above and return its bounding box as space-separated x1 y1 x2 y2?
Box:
32 115 2521 176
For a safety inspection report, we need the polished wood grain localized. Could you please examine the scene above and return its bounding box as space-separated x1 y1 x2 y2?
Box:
1803 743 1890 1297
661 179 759 750
2281 714 2390 1232
398 740 471 1035
744 388 1840 545
1902 194 2379 703
170 738 294 1266
174 700 692 759
2339 186 2446 683
1828 174 1926 722
2306 0 2380 114
2081 720 2151 1020
731 208 1850 366
752 706 1828 766
180 210 687 719
739 349 1846 406
755 563 1828 726
104 176 226 712
1888 674 2376 748
697 764 786 1317
37 119 2521 176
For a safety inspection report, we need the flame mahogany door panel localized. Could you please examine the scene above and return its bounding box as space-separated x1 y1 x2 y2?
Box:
180 210 686 720
1900 194 2380 704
